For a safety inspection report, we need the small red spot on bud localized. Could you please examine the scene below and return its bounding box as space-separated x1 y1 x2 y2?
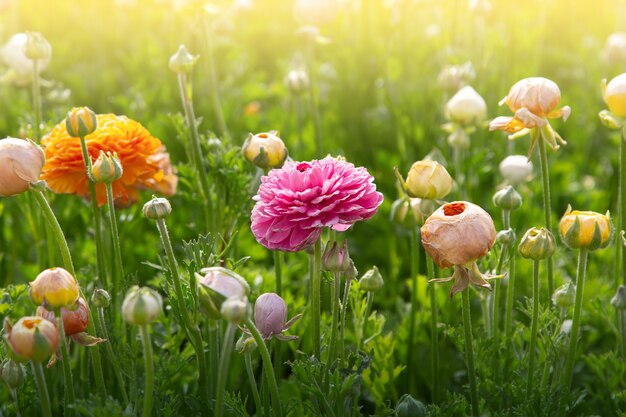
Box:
443 202 466 216
296 162 311 172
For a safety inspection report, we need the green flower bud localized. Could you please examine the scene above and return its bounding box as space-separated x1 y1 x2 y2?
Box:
322 240 350 272
168 45 198 74
492 185 522 211
122 286 163 326
0 359 24 389
496 228 516 245
395 394 427 417
359 266 383 292
23 32 51 61
91 288 111 308
236 334 257 354
345 259 358 281
65 107 97 138
91 151 123 184
611 285 626 310
518 227 555 260
552 282 575 309
143 196 172 220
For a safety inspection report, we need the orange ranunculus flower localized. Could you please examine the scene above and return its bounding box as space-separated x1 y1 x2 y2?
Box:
40 114 178 207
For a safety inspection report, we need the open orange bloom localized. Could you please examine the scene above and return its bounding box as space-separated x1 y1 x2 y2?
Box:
40 114 177 207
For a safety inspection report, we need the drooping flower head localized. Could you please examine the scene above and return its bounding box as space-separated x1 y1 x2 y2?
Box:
40 114 177 207
421 201 500 298
489 77 570 157
251 157 384 252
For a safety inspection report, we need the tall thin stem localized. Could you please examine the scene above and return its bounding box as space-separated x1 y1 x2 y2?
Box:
105 182 124 307
215 323 237 417
201 19 230 141
526 260 540 399
462 289 479 417
563 248 589 391
207 319 219 402
492 209 511 341
328 271 342 365
273 251 284 379
537 131 555 297
427 256 440 403
9 388 21 417
620 127 626 286
504 244 517 337
311 239 322 358
55 308 76 417
155 218 209 404
407 224 420 391
340 276 352 362
245 351 263 416
31 59 42 140
97 307 129 403
31 361 52 417
244 318 283 417
139 325 155 417
304 43 322 155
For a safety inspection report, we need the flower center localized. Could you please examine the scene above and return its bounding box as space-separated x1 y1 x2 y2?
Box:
443 202 466 216
296 162 311 172
258 133 268 138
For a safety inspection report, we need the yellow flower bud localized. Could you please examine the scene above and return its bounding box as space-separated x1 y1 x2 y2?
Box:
4 317 59 363
518 227 555 260
168 45 198 74
404 160 453 200
65 107 97 138
29 267 80 310
603 74 626 117
23 32 51 61
242 132 288 170
122 286 163 326
559 205 612 251
91 151 123 183
0 137 45 196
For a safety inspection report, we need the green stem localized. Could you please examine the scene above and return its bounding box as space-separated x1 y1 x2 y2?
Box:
339 276 352 362
328 271 341 365
32 59 42 140
155 218 209 404
274 251 283 380
621 310 626 359
563 248 589 392
407 225 419 391
97 307 129 403
538 133 555 297
208 320 219 402
105 182 124 308
215 323 237 417
31 361 52 417
139 325 154 417
55 308 76 417
10 388 21 417
244 318 283 417
201 18 230 141
295 95 304 153
176 72 213 233
304 43 322 155
427 256 440 403
504 244 517 337
454 146 466 200
311 239 322 358
526 260 540 399
245 351 263 416
620 128 626 286
462 289 479 417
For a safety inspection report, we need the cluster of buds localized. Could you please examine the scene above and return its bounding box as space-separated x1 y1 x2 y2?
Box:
0 137 45 197
242 131 288 171
196 267 250 324
122 286 163 326
442 86 487 149
559 206 612 251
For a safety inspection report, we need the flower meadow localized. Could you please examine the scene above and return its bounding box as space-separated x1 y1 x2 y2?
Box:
2 0 626 416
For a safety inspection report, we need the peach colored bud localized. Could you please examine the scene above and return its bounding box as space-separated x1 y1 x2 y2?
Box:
559 206 612 251
0 137 45 196
603 73 626 118
445 86 487 126
4 317 59 363
421 201 496 268
29 267 80 310
242 132 288 170
502 77 562 117
404 160 453 200
37 297 89 336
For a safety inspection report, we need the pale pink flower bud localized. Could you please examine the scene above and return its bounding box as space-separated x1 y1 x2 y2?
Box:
254 293 288 339
0 138 45 196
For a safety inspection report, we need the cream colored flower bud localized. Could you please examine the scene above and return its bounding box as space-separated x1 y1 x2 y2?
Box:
242 132 288 170
604 33 626 64
168 45 198 74
143 196 172 220
23 32 51 61
603 73 626 117
518 227 555 260
404 160 453 200
66 107 97 138
421 201 496 268
220 297 248 324
91 151 123 184
502 77 562 117
122 286 163 326
499 155 533 185
1 33 50 76
445 86 487 126
285 70 309 95
0 137 45 196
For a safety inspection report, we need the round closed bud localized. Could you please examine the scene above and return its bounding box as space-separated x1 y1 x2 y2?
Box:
359 266 384 292
285 69 309 95
220 297 248 324
496 228 516 245
611 285 626 310
4 316 59 363
395 394 427 417
0 137 45 196
235 334 257 353
445 86 487 126
196 267 250 319
91 289 111 308
421 202 496 268
23 32 51 61
322 240 350 272
552 282 576 309
65 107 97 138
518 227 556 260
143 196 172 220
405 160 453 200
499 155 533 185
37 297 89 336
559 206 612 251
603 73 626 118
122 286 163 326
345 259 358 281
0 359 24 389
492 185 522 211
242 132 288 170
254 292 289 339
91 151 123 183
169 45 198 74
29 267 80 310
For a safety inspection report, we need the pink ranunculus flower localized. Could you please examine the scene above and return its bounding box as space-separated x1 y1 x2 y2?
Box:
251 157 384 252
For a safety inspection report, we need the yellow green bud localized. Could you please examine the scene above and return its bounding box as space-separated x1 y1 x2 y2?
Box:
492 185 522 211
359 266 383 292
91 151 123 183
518 227 555 260
65 107 97 138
